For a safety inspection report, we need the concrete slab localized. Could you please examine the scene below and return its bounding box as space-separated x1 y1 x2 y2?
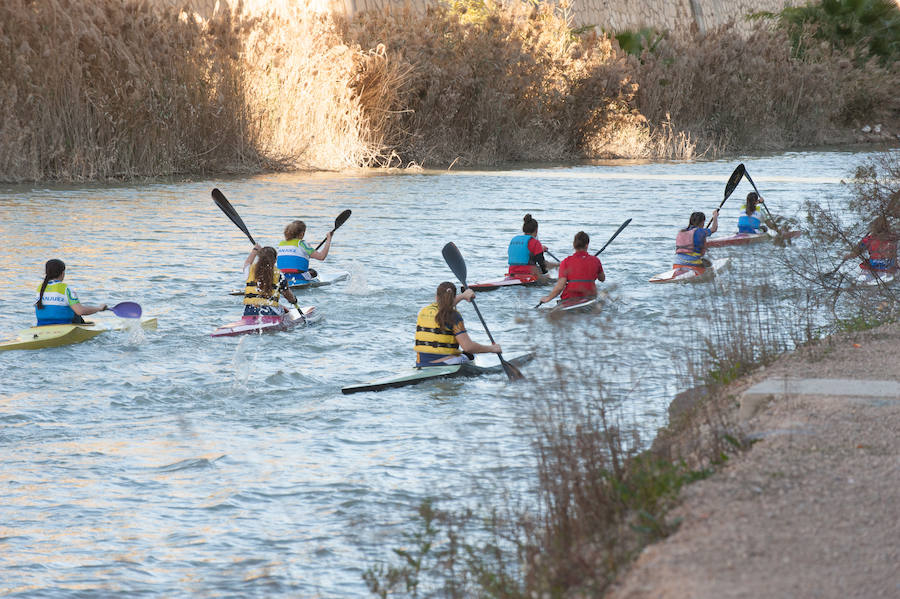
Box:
740 378 900 420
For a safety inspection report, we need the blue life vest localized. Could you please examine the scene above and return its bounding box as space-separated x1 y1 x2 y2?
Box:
277 239 314 273
508 235 533 266
737 214 761 234
35 280 78 325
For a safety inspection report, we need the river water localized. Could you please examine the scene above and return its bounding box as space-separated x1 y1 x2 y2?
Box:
0 150 877 596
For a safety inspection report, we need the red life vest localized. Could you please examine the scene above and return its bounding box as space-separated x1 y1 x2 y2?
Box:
560 251 603 300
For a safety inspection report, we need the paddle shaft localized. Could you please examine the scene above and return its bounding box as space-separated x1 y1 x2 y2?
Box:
594 218 632 256
314 210 352 251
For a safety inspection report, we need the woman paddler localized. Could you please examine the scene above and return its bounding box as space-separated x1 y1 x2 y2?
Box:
507 214 551 277
414 282 500 367
737 192 767 234
243 245 298 317
674 209 719 270
845 215 898 274
277 220 332 286
537 231 604 306
35 259 108 326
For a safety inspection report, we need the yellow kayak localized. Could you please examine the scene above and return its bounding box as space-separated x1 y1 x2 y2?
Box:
0 318 158 351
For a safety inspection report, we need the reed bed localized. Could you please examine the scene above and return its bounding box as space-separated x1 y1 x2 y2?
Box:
2 0 898 181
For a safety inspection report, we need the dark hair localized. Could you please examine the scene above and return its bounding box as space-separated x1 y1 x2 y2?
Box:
434 281 458 330
522 214 538 235
36 259 66 309
254 247 279 296
284 220 306 240
684 211 705 230
573 231 589 250
746 192 759 216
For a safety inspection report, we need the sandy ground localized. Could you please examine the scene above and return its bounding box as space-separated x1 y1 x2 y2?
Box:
607 323 900 599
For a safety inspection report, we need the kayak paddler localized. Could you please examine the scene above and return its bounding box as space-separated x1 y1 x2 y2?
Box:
414 282 501 367
508 214 552 277
277 220 332 286
737 193 768 234
537 231 604 306
845 215 898 274
35 259 108 326
674 209 718 269
244 245 298 316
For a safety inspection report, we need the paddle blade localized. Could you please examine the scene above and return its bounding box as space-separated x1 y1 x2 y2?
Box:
500 355 525 381
212 188 256 245
334 209 352 230
110 302 142 318
442 242 468 285
723 164 746 203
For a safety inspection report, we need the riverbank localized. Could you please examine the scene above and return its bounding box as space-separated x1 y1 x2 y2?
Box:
607 321 900 598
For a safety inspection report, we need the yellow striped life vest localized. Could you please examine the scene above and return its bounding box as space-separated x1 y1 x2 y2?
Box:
243 264 283 308
413 303 460 356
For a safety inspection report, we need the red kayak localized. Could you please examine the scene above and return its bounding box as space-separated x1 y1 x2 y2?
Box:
211 306 319 337
468 273 554 291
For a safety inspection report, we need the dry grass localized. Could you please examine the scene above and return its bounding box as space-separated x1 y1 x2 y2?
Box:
3 1 898 181
632 22 900 152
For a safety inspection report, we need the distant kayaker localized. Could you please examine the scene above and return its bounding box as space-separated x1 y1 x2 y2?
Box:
414 282 501 367
675 210 719 269
244 245 298 316
508 214 550 277
35 259 108 326
537 231 604 306
737 193 767 234
846 215 898 273
277 220 332 285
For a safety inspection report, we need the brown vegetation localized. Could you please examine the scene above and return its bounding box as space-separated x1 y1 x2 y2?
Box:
2 1 898 181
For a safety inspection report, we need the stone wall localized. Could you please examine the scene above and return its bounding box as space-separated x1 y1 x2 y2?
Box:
154 0 797 32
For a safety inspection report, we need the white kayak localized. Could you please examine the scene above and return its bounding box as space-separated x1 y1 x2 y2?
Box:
649 258 731 284
229 271 349 296
538 295 603 314
853 268 897 286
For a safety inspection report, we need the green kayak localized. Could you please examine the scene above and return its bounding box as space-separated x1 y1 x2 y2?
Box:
341 353 535 395
0 318 158 351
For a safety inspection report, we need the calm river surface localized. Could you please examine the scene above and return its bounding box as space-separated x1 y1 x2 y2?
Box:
0 150 876 596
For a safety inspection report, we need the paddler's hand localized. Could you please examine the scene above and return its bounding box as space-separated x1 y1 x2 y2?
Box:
100 303 108 311
490 343 501 354
459 288 475 302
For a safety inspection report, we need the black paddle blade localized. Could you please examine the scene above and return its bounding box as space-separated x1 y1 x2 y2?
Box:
500 356 525 381
723 164 746 203
442 242 468 285
334 209 352 230
212 188 256 245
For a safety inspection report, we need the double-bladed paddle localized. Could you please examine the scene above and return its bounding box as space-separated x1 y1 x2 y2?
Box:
442 242 524 381
314 209 352 251
104 301 142 318
706 164 746 228
212 188 256 245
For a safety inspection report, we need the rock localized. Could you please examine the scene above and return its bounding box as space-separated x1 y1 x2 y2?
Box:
874 124 882 133
862 125 872 133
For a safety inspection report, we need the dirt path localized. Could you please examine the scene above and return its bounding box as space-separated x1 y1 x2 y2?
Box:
608 323 900 599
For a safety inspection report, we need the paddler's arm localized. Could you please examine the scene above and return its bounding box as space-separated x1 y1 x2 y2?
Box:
709 209 720 234
244 244 262 269
538 277 567 305
72 302 108 316
309 232 332 261
283 287 297 305
453 288 476 305
456 332 501 355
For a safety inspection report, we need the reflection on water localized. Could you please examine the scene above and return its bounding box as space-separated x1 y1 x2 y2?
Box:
0 150 874 596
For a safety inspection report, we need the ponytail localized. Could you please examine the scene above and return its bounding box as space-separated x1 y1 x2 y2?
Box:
434 281 458 330
684 212 705 231
746 192 759 216
522 214 538 235
36 259 65 309
254 247 278 296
